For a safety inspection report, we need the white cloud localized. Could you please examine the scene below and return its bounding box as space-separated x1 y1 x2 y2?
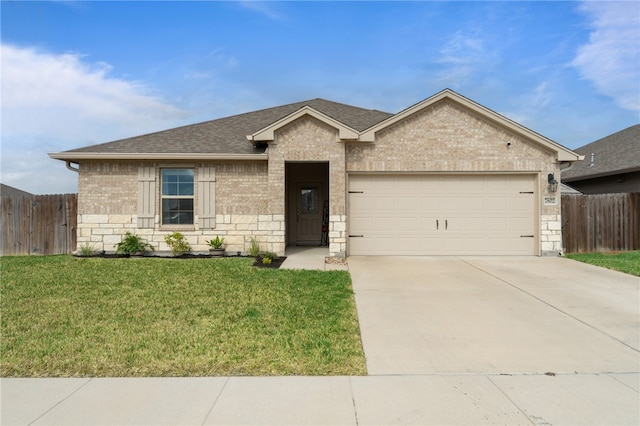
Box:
238 1 282 20
433 31 498 86
1 44 189 194
572 1 640 111
532 81 553 108
2 44 188 143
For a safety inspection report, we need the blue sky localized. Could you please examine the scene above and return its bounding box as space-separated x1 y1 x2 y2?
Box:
2 1 639 194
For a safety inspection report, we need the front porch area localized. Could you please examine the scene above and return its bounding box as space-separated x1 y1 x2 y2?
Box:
280 246 348 271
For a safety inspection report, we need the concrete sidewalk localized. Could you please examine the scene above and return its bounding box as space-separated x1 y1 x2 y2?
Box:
3 373 639 425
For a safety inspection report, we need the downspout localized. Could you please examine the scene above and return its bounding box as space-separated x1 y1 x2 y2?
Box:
66 161 79 172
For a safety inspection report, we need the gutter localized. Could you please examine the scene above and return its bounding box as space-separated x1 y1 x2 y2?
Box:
65 161 79 172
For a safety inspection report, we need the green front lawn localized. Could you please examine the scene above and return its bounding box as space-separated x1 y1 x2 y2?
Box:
0 256 366 377
566 251 640 277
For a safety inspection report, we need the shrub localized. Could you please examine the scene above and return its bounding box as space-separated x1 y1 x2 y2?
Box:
164 232 191 256
115 232 154 254
206 236 225 249
261 251 277 265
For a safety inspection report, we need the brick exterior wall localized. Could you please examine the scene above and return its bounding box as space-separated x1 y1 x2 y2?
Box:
269 116 347 256
346 100 563 255
75 99 563 257
77 161 274 255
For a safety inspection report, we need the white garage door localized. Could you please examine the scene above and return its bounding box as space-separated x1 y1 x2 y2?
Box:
348 174 536 255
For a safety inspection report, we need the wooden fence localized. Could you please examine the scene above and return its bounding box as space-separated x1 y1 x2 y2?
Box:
1 194 77 256
561 193 640 253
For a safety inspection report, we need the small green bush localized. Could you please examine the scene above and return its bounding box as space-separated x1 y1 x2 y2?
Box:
261 251 277 265
164 232 191 256
115 232 154 254
206 236 225 249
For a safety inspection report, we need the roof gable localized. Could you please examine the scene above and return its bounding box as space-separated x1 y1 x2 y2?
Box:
360 89 579 162
248 106 360 141
562 124 640 182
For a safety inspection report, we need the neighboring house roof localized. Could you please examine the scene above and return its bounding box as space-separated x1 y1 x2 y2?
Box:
49 89 580 163
1 184 33 197
560 183 582 195
562 124 640 182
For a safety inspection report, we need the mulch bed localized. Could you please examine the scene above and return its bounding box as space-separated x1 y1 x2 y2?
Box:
78 253 287 269
252 257 287 269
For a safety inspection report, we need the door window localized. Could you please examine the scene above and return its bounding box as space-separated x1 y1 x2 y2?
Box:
300 188 318 214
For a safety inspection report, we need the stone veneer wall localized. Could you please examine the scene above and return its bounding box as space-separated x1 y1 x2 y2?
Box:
76 160 281 255
346 100 563 255
269 116 348 256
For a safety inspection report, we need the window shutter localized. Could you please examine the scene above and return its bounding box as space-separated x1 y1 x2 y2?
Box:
198 166 216 229
137 166 156 228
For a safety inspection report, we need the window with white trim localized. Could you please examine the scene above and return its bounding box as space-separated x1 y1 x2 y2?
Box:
161 169 194 225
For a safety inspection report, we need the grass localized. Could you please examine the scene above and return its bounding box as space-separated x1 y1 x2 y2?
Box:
0 255 366 377
566 250 640 277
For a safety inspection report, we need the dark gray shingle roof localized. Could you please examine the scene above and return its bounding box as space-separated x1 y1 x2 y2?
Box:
63 99 392 155
562 124 640 181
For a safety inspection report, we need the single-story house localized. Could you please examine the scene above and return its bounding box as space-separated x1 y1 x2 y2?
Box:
50 89 580 257
562 124 640 194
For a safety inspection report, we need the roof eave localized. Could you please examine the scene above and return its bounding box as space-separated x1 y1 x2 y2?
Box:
562 165 640 182
48 152 269 161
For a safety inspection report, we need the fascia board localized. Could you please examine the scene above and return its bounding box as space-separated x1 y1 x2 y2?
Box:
248 106 359 141
48 152 268 161
359 89 581 162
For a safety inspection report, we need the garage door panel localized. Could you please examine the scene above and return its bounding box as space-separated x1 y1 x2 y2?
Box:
418 197 441 212
398 218 422 232
420 216 439 232
375 196 396 211
348 174 535 256
509 198 532 211
397 197 418 211
349 217 373 234
375 216 397 231
350 196 375 211
509 217 533 233
465 218 486 231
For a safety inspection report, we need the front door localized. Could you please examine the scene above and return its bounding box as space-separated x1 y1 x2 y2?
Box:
296 182 322 244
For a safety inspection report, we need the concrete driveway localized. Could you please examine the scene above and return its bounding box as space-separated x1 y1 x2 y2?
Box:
348 256 640 376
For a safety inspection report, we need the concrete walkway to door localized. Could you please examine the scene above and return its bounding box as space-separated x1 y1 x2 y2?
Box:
349 256 639 375
280 246 348 271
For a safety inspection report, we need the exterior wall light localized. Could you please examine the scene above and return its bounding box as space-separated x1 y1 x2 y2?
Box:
547 173 558 193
